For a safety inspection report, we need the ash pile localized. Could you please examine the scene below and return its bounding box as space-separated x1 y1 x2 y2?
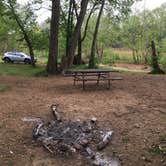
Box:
32 104 120 166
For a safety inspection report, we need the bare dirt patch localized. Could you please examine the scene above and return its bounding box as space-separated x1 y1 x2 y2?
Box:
113 63 151 73
0 73 166 166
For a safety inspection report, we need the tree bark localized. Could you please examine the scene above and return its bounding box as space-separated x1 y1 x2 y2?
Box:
66 0 89 68
76 2 97 65
65 0 73 57
150 40 165 74
77 33 82 64
89 0 105 68
81 3 97 43
46 0 60 74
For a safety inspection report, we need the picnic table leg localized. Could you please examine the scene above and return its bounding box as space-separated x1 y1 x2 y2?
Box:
97 80 99 86
83 80 85 90
74 78 76 86
73 74 77 86
97 74 100 86
108 79 111 89
82 73 85 90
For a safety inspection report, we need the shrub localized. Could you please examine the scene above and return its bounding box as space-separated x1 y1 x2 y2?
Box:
100 53 120 64
159 55 166 72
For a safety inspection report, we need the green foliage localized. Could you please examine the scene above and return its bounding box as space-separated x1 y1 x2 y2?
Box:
149 145 166 155
0 0 166 70
161 38 166 52
72 64 88 69
100 53 120 64
99 48 134 64
149 135 166 155
31 28 49 51
159 55 166 72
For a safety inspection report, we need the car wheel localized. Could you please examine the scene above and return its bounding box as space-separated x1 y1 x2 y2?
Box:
4 57 11 63
24 59 30 64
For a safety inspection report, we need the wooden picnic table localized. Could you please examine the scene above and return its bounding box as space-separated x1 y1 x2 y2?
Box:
64 69 122 90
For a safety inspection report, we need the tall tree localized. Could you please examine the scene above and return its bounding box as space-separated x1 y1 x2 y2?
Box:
89 0 105 68
76 2 97 65
150 40 165 74
46 0 60 74
4 0 37 66
65 0 89 68
65 0 74 57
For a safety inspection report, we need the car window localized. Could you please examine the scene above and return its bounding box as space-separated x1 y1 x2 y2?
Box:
16 53 24 57
8 52 16 56
19 54 24 57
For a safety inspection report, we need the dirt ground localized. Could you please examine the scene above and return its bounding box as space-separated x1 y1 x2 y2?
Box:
113 63 151 73
0 73 166 166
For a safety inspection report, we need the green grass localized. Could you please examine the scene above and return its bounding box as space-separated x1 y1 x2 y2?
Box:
149 135 166 155
0 62 45 77
0 84 11 92
103 48 134 64
149 145 164 155
71 63 89 69
99 64 149 74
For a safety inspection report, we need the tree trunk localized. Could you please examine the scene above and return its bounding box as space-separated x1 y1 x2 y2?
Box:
46 0 60 74
96 43 104 57
66 0 89 68
150 40 165 74
89 0 105 68
77 33 82 64
66 0 73 57
81 3 97 43
132 49 137 64
73 0 96 65
75 2 97 65
25 34 35 66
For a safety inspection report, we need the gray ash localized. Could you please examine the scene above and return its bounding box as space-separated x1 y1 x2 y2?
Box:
32 104 120 166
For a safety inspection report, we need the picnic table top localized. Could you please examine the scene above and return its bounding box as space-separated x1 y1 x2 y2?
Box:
65 68 118 74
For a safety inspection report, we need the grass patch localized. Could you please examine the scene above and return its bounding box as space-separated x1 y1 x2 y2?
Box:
93 48 137 65
149 136 166 155
149 145 163 155
99 64 149 74
0 85 11 92
72 64 89 69
0 62 45 77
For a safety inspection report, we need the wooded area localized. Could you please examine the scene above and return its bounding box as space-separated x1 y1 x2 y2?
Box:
1 0 166 74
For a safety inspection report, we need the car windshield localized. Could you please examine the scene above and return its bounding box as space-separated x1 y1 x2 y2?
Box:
8 52 16 55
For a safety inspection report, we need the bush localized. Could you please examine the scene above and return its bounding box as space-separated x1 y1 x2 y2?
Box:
161 38 166 53
159 55 166 72
100 53 120 64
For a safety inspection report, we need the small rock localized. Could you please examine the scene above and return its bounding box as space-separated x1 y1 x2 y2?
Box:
134 124 140 128
141 156 151 162
10 150 14 154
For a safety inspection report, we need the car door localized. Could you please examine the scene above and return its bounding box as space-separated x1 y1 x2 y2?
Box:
9 52 17 61
13 53 21 61
18 53 25 62
15 53 24 62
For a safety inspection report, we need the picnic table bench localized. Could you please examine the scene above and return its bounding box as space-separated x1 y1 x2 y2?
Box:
63 69 122 90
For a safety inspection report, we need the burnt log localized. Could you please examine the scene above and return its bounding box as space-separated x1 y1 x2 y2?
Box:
97 131 113 150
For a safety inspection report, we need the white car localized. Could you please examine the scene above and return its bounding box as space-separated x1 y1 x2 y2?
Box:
2 52 36 64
